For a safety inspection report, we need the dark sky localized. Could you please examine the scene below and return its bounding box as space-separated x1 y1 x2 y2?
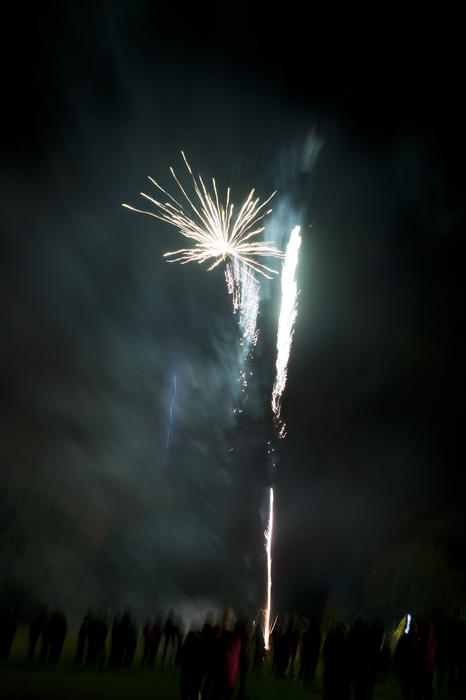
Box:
2 3 465 624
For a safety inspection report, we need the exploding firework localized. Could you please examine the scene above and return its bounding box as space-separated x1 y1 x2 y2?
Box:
123 156 301 658
122 152 284 278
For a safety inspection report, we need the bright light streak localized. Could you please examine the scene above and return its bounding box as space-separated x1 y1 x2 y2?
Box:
262 226 301 651
405 613 411 634
271 226 302 437
122 153 284 278
263 486 274 650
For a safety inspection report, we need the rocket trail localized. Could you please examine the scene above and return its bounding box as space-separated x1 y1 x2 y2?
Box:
271 225 302 437
263 225 302 650
263 486 274 651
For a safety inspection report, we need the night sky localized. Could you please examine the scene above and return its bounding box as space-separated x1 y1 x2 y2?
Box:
2 3 465 625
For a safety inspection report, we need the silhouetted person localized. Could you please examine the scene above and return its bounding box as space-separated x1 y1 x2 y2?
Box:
28 607 47 664
254 612 265 667
162 609 178 668
0 604 18 661
174 615 184 666
412 619 436 700
75 611 92 668
378 637 391 681
394 626 416 700
201 613 217 699
437 615 466 694
435 615 452 694
286 611 301 677
38 612 51 664
86 616 99 667
123 618 137 668
457 619 466 692
236 617 253 700
119 609 137 668
83 612 108 668
323 621 351 700
348 612 375 700
147 616 162 667
109 612 122 668
93 614 108 669
49 608 67 667
300 616 321 684
423 621 437 700
370 619 385 685
210 606 242 700
180 620 203 700
272 612 290 678
142 619 152 667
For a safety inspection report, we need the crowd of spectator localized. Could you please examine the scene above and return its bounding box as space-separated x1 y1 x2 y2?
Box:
1 600 465 699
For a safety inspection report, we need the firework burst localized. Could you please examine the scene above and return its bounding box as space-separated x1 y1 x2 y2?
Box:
123 155 302 659
122 152 283 278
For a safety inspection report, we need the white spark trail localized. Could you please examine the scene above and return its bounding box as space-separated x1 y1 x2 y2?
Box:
263 486 274 650
271 225 302 437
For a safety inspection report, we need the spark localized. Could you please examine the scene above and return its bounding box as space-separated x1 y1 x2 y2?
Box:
263 486 274 651
122 152 283 279
225 259 260 347
271 226 302 436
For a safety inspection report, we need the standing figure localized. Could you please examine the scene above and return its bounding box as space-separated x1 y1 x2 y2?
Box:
49 608 67 667
180 620 203 700
75 610 92 668
0 604 18 661
322 621 351 700
210 605 242 700
28 607 47 664
300 616 321 684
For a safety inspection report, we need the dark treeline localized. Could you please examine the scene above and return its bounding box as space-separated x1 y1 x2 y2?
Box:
1 601 466 699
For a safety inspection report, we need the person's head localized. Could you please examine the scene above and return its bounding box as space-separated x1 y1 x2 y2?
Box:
221 604 234 632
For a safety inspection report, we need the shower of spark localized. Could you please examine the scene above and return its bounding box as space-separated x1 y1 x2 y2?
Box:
271 226 302 437
225 258 261 414
122 152 284 278
225 258 260 346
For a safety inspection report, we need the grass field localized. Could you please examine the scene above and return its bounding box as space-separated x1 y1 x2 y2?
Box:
0 627 461 699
